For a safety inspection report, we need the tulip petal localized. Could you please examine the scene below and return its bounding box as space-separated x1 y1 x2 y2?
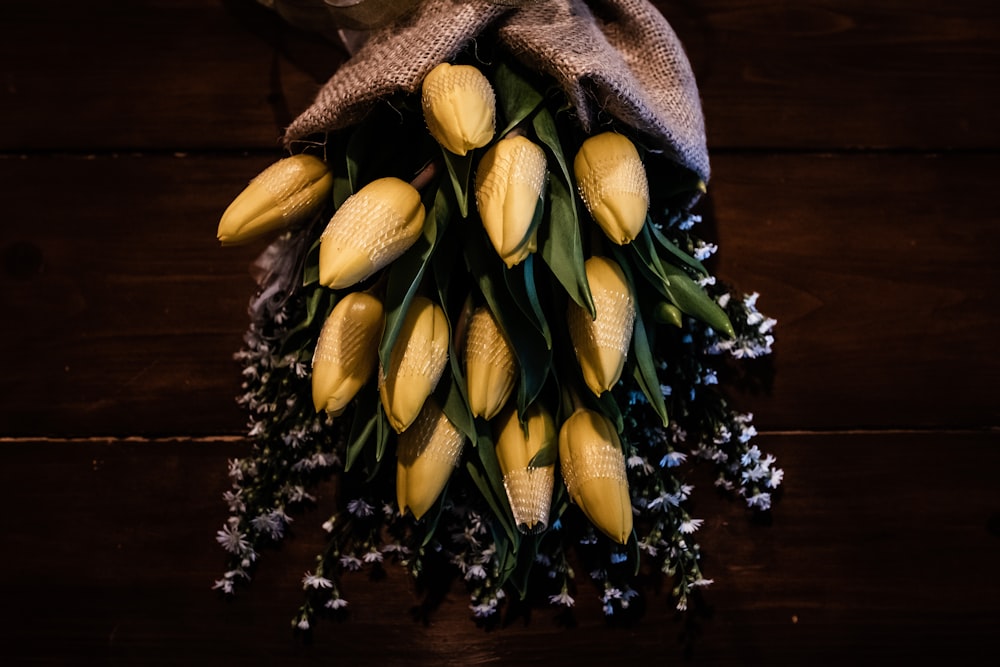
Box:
567 256 635 395
558 409 632 544
422 63 496 156
475 135 547 268
380 296 449 432
218 154 333 245
311 292 384 414
465 307 517 420
319 177 425 289
397 399 465 519
494 403 556 533
574 132 649 245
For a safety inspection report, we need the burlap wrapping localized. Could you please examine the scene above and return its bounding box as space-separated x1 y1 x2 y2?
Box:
272 0 709 183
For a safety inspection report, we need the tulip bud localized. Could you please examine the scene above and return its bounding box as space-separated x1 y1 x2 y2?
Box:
319 177 425 289
379 296 449 433
218 154 333 245
421 62 496 156
464 306 516 420
396 398 465 519
567 256 635 396
494 403 555 533
475 135 547 268
573 132 649 245
653 301 684 328
558 408 632 544
312 292 385 415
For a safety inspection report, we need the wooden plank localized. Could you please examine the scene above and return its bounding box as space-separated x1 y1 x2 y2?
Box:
0 153 272 436
661 0 1000 151
709 152 1000 430
3 152 996 435
0 1 997 152
0 1 344 152
0 431 996 664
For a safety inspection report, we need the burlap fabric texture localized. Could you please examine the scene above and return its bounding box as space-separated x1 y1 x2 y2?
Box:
274 0 710 184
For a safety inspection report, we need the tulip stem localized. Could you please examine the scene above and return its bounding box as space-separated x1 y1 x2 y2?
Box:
410 159 440 191
504 125 527 140
564 386 585 414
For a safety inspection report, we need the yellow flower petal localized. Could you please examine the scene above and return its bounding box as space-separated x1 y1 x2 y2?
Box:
319 177 425 289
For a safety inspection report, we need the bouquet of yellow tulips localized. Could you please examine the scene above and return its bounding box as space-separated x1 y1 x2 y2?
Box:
213 0 780 629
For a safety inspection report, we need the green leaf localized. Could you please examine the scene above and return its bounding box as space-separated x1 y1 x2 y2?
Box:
534 109 594 316
503 254 551 349
628 529 641 576
464 225 551 412
419 478 451 548
332 173 352 209
509 532 541 599
647 220 707 275
633 314 670 427
325 133 353 209
486 522 518 593
277 286 332 357
611 248 669 426
473 421 519 545
494 59 546 135
527 439 558 469
378 188 445 368
631 319 670 427
596 389 624 435
374 402 389 464
466 460 517 546
344 387 379 473
531 107 572 200
632 224 673 283
627 234 734 337
302 236 322 286
438 367 476 443
659 263 735 338
361 401 389 483
441 149 472 218
550 480 570 523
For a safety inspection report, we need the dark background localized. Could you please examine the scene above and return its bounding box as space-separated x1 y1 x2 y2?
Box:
1 1 998 664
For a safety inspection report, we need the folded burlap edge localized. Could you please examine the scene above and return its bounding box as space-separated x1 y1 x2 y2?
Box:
280 0 710 184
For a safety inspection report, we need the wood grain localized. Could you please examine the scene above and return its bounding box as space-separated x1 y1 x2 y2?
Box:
0 154 271 436
0 0 997 664
0 1 997 151
709 152 1000 430
1 432 996 665
0 0 344 152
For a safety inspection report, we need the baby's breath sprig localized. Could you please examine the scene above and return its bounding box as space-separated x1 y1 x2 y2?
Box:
214 254 343 597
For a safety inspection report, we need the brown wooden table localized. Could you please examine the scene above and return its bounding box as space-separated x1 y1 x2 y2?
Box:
2 1 998 664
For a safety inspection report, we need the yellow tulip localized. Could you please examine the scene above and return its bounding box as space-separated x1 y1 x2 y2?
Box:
464 306 516 420
566 256 635 396
218 154 332 245
475 135 547 268
319 177 425 289
494 403 555 533
573 132 649 244
396 398 465 519
558 408 632 544
379 296 449 433
421 62 496 156
311 292 384 415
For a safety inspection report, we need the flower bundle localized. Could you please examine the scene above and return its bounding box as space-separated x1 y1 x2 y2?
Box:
213 0 780 629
